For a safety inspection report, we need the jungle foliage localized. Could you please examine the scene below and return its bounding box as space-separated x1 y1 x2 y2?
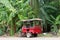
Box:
0 0 60 36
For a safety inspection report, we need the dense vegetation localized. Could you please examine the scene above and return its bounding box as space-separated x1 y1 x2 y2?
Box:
0 0 60 36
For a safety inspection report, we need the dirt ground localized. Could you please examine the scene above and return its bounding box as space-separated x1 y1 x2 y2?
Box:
0 33 60 40
1 32 60 37
0 37 60 40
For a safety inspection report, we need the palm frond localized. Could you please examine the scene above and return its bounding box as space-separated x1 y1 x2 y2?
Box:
43 5 57 10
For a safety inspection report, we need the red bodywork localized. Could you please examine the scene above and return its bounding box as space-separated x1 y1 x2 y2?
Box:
22 25 42 34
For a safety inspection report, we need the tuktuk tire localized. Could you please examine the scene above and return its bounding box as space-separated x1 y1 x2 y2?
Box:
33 34 37 37
26 33 32 38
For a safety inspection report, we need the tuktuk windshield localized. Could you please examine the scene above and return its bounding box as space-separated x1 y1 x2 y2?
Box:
22 20 42 28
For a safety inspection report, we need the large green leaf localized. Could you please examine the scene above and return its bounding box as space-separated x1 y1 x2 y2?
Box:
55 15 60 24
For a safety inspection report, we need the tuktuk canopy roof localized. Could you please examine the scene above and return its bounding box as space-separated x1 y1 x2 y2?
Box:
21 18 42 22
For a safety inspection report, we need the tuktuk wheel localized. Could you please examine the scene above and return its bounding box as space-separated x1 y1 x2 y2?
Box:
26 33 31 38
33 34 37 37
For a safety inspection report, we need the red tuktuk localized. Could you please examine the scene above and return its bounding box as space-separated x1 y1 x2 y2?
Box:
21 18 43 37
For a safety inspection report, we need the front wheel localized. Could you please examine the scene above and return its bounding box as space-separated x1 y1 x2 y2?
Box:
26 33 31 38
